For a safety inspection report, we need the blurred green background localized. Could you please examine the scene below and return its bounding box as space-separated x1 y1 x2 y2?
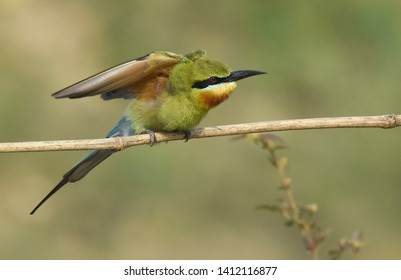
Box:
1 0 400 259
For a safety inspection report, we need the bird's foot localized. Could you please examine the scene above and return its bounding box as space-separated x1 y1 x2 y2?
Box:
183 130 192 142
142 129 157 146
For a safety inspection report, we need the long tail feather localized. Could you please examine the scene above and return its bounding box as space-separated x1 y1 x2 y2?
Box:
30 115 134 215
30 150 114 215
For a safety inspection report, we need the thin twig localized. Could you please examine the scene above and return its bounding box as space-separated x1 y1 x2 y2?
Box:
0 114 400 153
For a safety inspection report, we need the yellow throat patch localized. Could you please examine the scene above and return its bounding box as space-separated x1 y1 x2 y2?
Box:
197 82 237 109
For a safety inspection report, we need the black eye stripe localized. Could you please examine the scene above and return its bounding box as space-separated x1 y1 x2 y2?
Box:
192 76 225 89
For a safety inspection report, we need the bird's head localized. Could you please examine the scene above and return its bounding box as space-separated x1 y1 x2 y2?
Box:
168 50 266 109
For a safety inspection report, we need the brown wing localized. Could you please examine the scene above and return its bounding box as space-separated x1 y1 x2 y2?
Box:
51 51 184 100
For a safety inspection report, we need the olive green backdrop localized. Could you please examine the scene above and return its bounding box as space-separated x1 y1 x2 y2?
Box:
1 0 400 259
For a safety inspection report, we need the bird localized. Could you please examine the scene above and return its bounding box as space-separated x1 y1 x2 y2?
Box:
30 49 266 215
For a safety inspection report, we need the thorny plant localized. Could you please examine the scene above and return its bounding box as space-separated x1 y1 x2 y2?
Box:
240 133 363 259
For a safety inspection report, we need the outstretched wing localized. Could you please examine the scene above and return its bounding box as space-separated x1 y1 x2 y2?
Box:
51 51 184 100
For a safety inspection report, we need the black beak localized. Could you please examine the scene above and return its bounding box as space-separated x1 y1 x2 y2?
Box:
225 70 267 82
192 69 266 89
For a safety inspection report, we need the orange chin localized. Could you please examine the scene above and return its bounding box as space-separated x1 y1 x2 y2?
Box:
198 82 237 109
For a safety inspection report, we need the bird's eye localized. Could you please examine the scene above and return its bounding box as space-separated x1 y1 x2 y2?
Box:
192 76 222 89
209 77 218 83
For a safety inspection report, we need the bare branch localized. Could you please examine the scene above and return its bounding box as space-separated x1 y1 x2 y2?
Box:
0 114 400 153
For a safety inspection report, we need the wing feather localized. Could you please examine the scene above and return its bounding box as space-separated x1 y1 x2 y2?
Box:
51 52 183 100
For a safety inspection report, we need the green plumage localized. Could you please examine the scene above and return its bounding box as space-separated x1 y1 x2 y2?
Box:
30 50 265 214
